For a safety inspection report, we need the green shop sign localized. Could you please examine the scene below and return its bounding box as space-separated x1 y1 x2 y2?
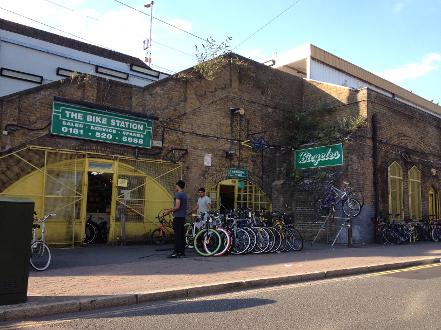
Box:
227 168 248 179
295 143 344 169
51 101 153 148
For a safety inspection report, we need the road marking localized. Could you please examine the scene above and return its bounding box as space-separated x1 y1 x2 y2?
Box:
2 262 440 329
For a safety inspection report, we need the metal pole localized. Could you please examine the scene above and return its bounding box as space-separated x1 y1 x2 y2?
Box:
148 1 154 66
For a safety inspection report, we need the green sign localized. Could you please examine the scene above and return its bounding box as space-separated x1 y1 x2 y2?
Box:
227 168 248 179
51 101 153 148
295 143 344 169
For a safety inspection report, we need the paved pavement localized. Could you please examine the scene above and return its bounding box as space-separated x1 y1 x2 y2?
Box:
3 262 441 329
1 242 441 321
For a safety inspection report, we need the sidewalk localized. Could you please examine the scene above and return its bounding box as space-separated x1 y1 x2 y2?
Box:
2 242 441 321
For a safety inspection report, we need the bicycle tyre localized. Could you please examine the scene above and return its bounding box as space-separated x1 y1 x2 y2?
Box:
84 222 97 244
244 227 257 254
270 228 282 253
252 227 270 254
231 228 251 255
151 228 168 245
185 223 194 248
30 241 51 271
213 228 231 256
343 198 362 217
431 227 441 242
264 227 277 253
286 227 303 251
194 229 222 256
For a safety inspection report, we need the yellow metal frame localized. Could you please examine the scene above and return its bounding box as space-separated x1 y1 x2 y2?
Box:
0 146 182 245
208 179 271 211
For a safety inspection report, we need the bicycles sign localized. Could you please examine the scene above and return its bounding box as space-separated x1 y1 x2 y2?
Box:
295 143 344 169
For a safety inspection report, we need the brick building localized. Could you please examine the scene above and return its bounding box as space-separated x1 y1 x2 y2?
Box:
1 48 440 246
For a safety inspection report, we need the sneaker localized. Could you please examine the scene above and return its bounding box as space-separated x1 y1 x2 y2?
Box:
167 253 178 258
177 253 186 258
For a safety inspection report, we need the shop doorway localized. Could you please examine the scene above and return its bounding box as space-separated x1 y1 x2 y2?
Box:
219 184 235 211
209 179 272 212
86 172 112 243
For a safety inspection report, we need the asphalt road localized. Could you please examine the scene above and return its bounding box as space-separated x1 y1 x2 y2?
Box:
3 263 441 330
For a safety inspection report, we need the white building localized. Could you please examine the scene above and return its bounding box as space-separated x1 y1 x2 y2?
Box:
274 44 441 117
0 18 168 97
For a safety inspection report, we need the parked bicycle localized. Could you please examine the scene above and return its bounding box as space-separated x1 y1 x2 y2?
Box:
151 209 174 244
84 215 108 244
316 181 362 218
373 216 441 245
30 212 55 271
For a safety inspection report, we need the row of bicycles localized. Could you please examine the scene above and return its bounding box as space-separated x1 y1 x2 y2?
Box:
152 209 303 257
373 217 441 245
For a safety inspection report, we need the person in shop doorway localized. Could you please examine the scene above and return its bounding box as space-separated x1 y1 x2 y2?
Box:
189 188 211 228
164 180 188 258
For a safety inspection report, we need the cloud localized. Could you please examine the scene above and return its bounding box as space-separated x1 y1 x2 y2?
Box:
375 53 441 83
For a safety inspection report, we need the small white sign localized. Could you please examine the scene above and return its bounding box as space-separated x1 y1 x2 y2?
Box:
152 140 163 147
204 153 212 167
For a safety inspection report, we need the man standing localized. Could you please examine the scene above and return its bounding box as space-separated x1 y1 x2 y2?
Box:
164 180 188 258
189 188 211 219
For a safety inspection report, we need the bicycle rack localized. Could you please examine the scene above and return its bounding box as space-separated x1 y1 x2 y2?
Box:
311 206 352 247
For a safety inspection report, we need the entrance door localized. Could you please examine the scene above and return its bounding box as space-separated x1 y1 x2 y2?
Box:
219 184 235 211
86 172 112 243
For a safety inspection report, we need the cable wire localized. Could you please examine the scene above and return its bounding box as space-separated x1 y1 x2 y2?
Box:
39 0 197 59
112 0 207 41
0 6 109 49
233 0 303 51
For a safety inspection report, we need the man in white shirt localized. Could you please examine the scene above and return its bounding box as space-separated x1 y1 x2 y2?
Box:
189 188 211 224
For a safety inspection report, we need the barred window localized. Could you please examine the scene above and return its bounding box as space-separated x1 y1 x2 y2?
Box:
388 162 403 219
408 166 422 220
428 186 440 219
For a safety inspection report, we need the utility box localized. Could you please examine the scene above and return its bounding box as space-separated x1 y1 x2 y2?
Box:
0 197 34 305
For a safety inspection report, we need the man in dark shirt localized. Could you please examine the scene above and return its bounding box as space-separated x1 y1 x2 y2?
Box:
164 180 188 258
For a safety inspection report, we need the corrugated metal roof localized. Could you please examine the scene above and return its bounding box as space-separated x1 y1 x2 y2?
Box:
310 44 441 115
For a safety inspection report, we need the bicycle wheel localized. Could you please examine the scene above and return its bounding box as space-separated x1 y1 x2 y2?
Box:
194 229 222 256
84 222 97 244
213 228 232 256
244 227 257 254
30 241 51 271
270 228 282 253
286 227 303 251
231 228 251 255
343 198 362 217
431 227 441 242
252 227 270 254
185 223 194 248
151 228 168 245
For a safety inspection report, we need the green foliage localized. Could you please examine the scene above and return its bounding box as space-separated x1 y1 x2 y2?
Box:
175 36 250 81
278 104 366 148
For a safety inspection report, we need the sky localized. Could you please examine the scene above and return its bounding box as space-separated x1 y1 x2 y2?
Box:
0 0 440 104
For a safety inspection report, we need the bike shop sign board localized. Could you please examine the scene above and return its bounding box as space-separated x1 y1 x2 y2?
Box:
51 101 153 148
227 168 249 179
295 143 344 169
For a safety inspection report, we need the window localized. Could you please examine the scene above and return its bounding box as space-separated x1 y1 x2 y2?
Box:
388 162 403 219
408 166 422 219
429 187 439 219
